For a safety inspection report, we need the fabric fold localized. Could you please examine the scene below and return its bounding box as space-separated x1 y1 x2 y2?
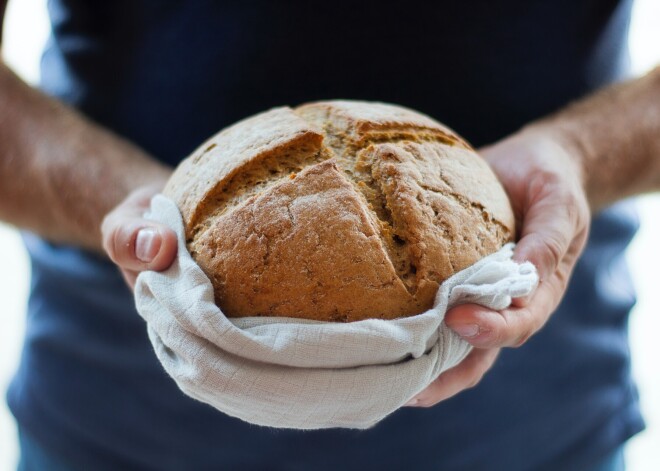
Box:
135 195 538 429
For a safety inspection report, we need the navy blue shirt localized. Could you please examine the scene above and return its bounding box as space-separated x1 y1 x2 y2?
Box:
8 1 643 470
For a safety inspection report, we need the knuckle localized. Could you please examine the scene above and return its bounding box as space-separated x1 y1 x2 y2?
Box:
551 265 571 291
129 189 155 208
562 193 585 230
509 307 538 347
485 320 509 347
109 223 137 265
103 225 122 261
552 184 590 234
509 303 549 348
489 328 507 348
527 169 561 199
539 235 564 273
512 330 532 348
100 212 118 245
513 321 536 347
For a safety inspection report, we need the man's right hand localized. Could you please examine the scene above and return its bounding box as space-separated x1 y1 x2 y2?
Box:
101 185 178 288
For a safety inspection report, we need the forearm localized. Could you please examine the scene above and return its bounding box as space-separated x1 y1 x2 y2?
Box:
0 62 171 251
525 66 660 211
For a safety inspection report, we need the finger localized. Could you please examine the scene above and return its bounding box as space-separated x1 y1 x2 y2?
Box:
102 215 178 272
513 179 588 282
445 273 563 348
127 183 169 208
405 348 500 407
514 203 573 282
512 217 588 307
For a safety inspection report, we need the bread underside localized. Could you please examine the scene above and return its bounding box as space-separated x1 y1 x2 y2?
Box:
164 101 514 322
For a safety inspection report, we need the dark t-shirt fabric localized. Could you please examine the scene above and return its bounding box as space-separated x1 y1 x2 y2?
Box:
8 1 644 470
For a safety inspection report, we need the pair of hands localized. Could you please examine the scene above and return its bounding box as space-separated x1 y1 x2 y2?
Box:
102 128 591 408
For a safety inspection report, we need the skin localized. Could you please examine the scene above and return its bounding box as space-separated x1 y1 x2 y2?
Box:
0 0 176 256
410 68 660 406
1 2 659 407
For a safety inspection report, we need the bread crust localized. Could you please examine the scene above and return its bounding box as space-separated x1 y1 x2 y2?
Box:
164 100 514 321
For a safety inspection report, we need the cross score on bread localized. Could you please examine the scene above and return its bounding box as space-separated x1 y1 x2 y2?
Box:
164 101 514 322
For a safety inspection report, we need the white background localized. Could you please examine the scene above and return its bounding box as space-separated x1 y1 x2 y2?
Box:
1 0 658 469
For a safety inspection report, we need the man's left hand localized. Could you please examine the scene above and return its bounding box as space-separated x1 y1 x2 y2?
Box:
406 127 591 407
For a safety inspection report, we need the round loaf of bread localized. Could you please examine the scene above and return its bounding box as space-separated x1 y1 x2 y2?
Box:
163 100 514 322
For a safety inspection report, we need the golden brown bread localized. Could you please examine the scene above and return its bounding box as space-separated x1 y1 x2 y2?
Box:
163 100 514 322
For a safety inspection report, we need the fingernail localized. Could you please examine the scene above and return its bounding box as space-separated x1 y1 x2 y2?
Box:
136 228 160 262
404 398 419 407
453 324 480 338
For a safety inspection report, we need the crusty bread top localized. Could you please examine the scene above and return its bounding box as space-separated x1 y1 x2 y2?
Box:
164 100 514 322
163 107 326 236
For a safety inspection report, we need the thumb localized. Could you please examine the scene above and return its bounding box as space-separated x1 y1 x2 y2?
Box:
102 216 178 272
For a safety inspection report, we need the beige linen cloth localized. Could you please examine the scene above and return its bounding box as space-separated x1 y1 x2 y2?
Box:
135 195 538 430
